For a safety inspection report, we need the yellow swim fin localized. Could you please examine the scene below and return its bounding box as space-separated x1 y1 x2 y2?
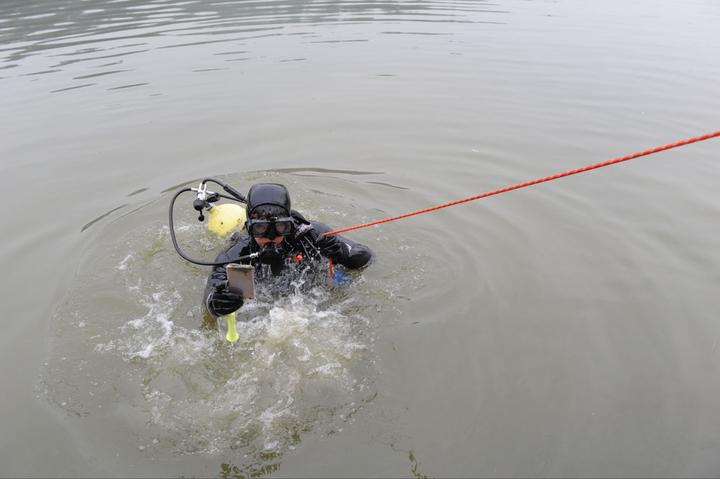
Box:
225 312 239 343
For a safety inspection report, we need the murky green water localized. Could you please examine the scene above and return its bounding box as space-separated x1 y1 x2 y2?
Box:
2 0 720 477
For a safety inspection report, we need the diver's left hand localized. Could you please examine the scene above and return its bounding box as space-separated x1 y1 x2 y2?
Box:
317 234 347 262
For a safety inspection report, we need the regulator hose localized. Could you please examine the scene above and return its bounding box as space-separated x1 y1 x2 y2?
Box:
168 187 255 267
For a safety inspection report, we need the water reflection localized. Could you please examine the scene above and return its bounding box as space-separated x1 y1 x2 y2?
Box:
0 0 508 82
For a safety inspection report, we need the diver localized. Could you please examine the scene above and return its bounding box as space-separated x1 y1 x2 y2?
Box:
204 183 373 317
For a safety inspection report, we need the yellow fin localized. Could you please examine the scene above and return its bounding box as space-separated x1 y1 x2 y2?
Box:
225 312 239 343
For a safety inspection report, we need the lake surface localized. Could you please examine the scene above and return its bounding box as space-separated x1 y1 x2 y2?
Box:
1 0 720 477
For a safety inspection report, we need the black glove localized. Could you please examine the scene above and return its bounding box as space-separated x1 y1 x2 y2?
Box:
317 234 347 263
207 283 243 316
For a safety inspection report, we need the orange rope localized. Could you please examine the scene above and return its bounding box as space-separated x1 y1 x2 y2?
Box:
323 130 720 237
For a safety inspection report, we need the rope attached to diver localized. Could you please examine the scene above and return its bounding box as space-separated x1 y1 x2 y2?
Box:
322 130 720 237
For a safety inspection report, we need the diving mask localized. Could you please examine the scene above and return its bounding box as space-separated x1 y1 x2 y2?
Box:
247 217 293 239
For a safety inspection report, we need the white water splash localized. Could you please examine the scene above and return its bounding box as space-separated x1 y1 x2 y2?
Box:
97 289 180 360
117 253 133 271
94 233 375 460
131 287 373 457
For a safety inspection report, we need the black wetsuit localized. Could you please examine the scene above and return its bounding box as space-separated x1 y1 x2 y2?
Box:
204 212 373 317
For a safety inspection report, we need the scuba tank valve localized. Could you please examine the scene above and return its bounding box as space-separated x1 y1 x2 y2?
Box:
169 178 253 266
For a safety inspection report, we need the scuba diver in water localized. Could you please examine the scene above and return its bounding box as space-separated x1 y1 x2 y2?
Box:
204 183 373 317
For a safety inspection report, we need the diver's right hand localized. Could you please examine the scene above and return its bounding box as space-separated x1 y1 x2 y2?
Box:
207 283 243 316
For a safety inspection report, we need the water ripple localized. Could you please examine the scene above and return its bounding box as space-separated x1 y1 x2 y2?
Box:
1 0 508 75
0 0 508 95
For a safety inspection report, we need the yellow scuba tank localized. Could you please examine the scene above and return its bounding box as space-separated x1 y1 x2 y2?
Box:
206 203 246 237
